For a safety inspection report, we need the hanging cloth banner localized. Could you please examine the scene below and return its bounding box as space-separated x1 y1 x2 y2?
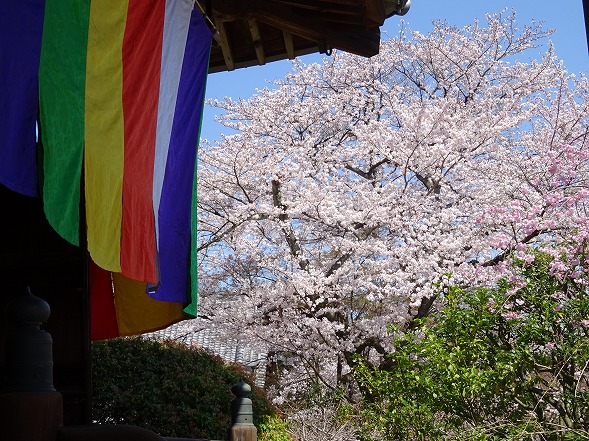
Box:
90 262 187 340
1 0 212 338
0 0 45 197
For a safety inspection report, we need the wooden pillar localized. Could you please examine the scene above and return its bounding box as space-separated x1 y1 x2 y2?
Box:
0 184 89 426
0 392 63 441
0 288 63 441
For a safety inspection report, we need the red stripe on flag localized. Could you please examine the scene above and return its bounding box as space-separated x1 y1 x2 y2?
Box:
120 0 165 282
90 261 120 341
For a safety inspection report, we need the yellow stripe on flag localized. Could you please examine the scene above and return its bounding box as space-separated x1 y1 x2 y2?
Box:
84 0 128 272
112 273 186 336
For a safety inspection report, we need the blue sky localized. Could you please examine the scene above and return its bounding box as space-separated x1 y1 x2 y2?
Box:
201 1 588 142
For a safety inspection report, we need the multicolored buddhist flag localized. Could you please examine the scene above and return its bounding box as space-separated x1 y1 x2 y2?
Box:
90 261 187 340
1 0 213 339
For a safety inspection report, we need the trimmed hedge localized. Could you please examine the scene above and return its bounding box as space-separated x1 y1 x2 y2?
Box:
91 337 278 439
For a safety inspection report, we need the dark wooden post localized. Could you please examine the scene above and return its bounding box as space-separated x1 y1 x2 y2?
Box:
229 381 257 441
0 288 63 441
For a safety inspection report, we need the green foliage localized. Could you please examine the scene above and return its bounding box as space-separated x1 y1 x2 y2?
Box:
259 414 294 441
91 337 290 440
354 252 589 441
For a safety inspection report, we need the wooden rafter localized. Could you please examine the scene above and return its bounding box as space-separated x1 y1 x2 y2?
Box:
214 19 236 71
271 0 363 16
248 18 266 65
200 0 391 73
213 0 381 57
283 30 296 59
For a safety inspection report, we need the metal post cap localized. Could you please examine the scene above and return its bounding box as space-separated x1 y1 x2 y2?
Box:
230 381 254 425
6 287 51 325
3 287 55 392
231 380 252 398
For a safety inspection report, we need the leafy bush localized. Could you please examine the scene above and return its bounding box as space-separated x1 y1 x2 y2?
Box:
92 337 291 440
259 414 293 441
354 252 589 440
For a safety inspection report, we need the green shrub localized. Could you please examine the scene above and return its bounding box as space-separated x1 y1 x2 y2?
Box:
355 252 589 440
91 336 290 440
258 414 293 441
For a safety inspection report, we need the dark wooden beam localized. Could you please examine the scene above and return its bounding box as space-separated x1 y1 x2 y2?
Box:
363 0 386 26
272 0 386 26
248 18 266 65
214 19 236 71
212 0 381 57
271 0 364 17
283 30 296 59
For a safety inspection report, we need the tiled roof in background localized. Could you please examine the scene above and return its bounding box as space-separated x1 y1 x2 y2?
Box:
147 319 268 388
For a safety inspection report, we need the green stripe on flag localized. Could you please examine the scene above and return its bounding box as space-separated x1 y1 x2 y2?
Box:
38 0 91 246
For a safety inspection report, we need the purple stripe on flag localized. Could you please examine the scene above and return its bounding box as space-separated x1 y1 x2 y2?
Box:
0 1 45 197
149 9 212 302
153 0 193 256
